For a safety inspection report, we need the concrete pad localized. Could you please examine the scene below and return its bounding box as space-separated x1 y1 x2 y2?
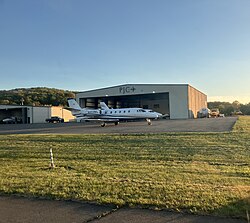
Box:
93 207 246 223
0 196 246 223
0 196 114 223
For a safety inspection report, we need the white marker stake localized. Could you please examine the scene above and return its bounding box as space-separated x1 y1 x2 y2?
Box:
50 148 55 168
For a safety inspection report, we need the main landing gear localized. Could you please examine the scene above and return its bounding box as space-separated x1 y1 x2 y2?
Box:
146 119 152 125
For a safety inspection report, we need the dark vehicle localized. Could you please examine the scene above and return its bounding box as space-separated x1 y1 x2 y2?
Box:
45 116 64 123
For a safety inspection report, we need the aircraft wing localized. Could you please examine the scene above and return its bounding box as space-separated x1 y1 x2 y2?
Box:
77 117 119 123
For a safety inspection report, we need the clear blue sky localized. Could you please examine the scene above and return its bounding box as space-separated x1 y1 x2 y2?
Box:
0 0 250 103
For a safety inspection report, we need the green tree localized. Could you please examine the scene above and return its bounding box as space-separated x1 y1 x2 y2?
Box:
232 100 241 111
0 99 10 104
0 87 76 106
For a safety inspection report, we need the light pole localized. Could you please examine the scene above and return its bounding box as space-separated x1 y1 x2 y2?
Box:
20 98 24 105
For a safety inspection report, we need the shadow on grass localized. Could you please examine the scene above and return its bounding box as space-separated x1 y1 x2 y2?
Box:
213 197 250 221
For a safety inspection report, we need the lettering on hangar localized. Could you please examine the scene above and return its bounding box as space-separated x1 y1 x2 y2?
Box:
119 86 136 94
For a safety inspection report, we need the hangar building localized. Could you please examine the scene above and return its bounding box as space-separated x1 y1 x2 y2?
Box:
0 105 74 124
76 84 207 119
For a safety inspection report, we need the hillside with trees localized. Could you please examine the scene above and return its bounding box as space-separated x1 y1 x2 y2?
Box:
0 87 75 107
1 88 250 115
208 100 250 116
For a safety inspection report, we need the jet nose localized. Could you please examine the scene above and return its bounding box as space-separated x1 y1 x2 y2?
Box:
158 113 163 118
155 112 163 119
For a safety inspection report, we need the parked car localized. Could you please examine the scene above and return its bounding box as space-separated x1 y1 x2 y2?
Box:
45 116 64 123
1 117 22 124
197 108 211 118
231 111 244 116
210 108 220 118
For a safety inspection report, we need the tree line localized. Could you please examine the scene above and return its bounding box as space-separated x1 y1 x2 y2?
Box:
208 101 250 116
0 87 75 107
0 88 249 115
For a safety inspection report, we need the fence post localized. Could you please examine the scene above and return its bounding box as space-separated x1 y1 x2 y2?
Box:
50 148 55 168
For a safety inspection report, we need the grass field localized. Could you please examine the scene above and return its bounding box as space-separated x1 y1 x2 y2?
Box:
0 116 249 218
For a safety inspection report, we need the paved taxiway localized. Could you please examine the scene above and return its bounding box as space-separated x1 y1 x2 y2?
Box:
0 117 237 134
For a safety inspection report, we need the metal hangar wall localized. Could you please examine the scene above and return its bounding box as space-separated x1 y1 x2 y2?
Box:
0 105 74 123
76 84 207 119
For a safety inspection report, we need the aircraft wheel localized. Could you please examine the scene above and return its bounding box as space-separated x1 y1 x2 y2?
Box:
115 122 119 126
146 119 152 125
101 123 106 127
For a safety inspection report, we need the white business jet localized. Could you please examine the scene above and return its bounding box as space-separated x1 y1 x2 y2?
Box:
67 98 162 127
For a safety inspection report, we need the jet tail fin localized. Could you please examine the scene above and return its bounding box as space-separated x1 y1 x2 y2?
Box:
67 98 82 111
100 102 110 110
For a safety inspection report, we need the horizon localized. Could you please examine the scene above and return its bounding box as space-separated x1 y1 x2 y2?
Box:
0 0 250 103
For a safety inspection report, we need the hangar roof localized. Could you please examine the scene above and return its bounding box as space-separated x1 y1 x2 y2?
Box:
76 83 206 98
77 83 189 94
0 104 54 109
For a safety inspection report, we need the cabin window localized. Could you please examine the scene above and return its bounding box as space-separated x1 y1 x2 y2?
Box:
119 111 121 113
115 111 117 113
123 111 126 113
105 111 107 114
110 111 112 114
128 110 130 113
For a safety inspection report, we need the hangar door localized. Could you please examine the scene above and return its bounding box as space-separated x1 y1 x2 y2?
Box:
82 92 169 116
0 107 28 124
114 93 169 115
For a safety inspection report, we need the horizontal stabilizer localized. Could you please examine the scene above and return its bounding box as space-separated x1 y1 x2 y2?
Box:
65 107 81 112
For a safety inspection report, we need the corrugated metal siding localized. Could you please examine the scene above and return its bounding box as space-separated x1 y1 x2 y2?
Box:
188 85 207 118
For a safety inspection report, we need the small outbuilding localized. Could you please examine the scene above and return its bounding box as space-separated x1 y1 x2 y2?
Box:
76 84 207 119
0 105 74 124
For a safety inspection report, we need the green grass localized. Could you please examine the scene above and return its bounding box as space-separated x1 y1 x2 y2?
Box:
0 117 249 218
